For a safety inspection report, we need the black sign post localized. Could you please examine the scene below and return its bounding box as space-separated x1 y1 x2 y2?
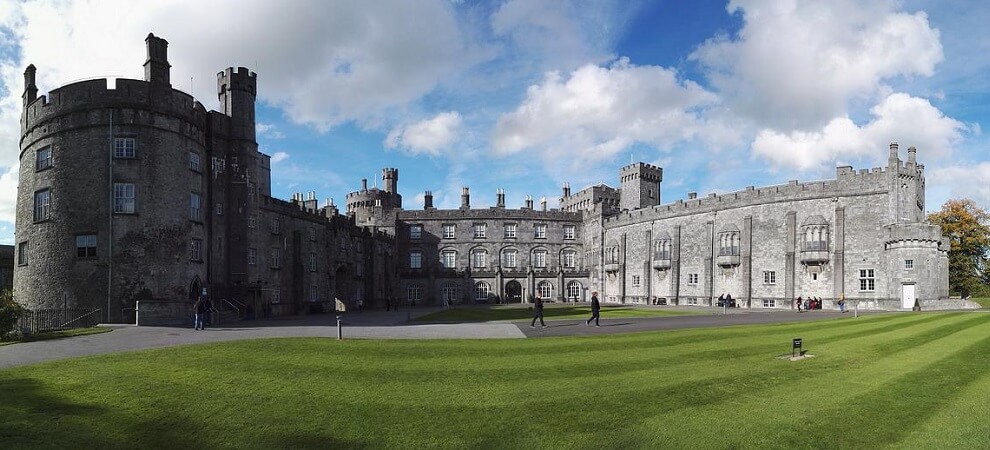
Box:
792 338 802 357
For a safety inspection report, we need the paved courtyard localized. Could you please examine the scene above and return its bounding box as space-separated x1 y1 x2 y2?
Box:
1 306 869 370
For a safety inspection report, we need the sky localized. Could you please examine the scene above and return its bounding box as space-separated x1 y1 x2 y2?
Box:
1 0 989 245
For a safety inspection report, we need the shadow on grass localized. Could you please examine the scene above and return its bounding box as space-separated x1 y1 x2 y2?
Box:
0 377 110 447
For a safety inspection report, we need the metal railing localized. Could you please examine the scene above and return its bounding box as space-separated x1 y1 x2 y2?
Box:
16 308 103 334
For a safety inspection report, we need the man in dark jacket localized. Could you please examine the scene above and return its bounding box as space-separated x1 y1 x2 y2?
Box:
530 297 546 328
195 296 211 330
586 292 601 327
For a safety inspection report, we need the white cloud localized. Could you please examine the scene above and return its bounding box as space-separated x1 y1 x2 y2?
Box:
928 162 990 211
751 93 966 170
691 0 943 130
492 58 716 175
270 152 290 164
256 123 284 139
0 165 17 222
385 112 462 155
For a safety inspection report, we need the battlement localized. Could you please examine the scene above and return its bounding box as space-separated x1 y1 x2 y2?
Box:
398 206 581 222
22 77 207 133
217 67 257 96
619 162 663 182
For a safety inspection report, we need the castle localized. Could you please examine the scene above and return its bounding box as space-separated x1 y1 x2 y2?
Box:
13 35 955 324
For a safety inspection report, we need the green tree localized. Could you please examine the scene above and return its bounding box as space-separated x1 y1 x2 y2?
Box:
927 199 990 296
0 289 26 340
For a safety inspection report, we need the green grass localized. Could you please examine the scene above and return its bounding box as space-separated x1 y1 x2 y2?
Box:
2 313 989 448
971 297 990 308
0 327 112 346
414 304 703 323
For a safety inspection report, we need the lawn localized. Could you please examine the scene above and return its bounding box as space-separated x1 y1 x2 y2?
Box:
414 304 703 323
1 312 988 448
0 327 112 346
971 297 990 308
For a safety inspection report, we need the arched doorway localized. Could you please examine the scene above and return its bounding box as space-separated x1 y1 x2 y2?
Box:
333 265 351 311
188 277 202 301
504 280 522 303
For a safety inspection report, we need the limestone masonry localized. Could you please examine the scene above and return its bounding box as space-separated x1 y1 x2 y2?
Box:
14 35 956 324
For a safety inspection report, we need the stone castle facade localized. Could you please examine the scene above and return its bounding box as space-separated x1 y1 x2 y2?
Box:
14 35 954 323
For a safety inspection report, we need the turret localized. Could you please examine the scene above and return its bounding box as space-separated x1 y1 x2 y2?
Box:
383 168 398 194
144 33 171 87
217 66 257 140
22 64 38 106
461 187 470 209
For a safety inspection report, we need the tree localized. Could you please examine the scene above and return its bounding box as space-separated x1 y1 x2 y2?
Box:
0 289 25 340
927 199 990 296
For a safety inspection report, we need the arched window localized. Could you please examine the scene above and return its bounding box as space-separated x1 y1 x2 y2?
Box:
566 281 582 300
441 282 459 304
606 246 620 264
718 231 739 256
801 216 829 252
440 249 457 269
537 281 553 299
475 282 490 301
471 248 488 269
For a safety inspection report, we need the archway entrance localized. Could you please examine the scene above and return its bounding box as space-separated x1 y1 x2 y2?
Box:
504 280 522 303
188 277 202 301
334 265 351 311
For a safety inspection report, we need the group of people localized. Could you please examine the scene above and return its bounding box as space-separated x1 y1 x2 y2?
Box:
530 292 602 328
796 296 841 312
192 296 211 330
716 294 737 308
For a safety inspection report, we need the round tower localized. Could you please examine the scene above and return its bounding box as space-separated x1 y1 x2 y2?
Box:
15 35 210 321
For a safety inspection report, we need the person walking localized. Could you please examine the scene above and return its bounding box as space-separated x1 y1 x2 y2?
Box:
838 293 847 313
796 296 803 313
194 295 210 330
586 292 601 327
530 297 547 328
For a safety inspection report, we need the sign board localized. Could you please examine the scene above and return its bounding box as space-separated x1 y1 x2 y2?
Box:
792 338 802 349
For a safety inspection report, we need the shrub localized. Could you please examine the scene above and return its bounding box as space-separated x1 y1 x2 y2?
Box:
0 289 26 340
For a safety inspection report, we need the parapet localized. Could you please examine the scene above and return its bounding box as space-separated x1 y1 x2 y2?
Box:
217 67 257 96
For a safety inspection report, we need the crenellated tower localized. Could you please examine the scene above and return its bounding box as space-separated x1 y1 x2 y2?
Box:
217 67 257 141
619 162 663 211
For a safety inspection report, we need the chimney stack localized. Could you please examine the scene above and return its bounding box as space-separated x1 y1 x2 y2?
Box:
524 195 533 209
496 189 505 208
143 33 171 87
23 64 37 105
562 182 570 197
540 196 547 211
907 146 917 166
424 191 433 209
888 142 899 166
361 178 368 191
461 187 470 209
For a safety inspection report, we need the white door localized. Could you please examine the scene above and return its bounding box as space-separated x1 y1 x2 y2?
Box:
901 284 916 308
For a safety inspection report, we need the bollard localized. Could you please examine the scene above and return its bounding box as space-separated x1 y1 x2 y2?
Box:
336 315 342 340
135 300 140 326
854 302 859 318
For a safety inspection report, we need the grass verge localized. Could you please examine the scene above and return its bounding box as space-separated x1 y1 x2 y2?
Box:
0 327 112 346
414 304 703 323
1 313 988 448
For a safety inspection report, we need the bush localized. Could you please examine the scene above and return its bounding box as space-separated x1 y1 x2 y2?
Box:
0 289 26 340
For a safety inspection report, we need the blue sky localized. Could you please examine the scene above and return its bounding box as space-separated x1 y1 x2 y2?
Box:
1 0 989 245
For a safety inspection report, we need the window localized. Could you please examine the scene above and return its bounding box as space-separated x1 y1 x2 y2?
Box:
442 224 455 239
309 252 318 272
309 228 317 242
271 248 282 268
534 224 547 239
905 259 914 269
803 225 829 251
563 225 576 240
248 248 257 265
76 234 97 258
537 281 553 299
688 273 699 285
475 282 491 302
763 271 776 284
718 232 739 256
309 284 319 302
113 137 136 158
271 218 281 234
212 156 225 173
562 250 576 268
407 285 422 304
502 249 517 268
632 275 641 287
190 238 202 261
471 249 487 268
566 281 582 300
17 241 28 266
410 251 423 269
248 215 257 228
36 145 52 170
188 152 201 171
763 299 776 308
189 193 201 221
34 189 51 222
504 223 517 239
410 224 423 240
859 269 875 291
272 289 281 304
441 250 457 269
654 239 671 260
532 249 547 268
473 223 487 239
113 183 135 214
215 202 223 216
606 246 620 264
